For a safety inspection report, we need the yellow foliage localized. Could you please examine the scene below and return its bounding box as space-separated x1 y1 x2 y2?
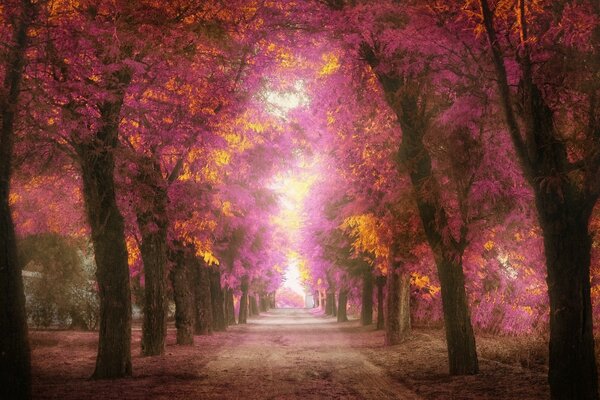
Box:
221 201 234 217
484 240 495 251
318 53 341 77
201 250 220 266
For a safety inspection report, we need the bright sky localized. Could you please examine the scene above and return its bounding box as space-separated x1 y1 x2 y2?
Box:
282 257 305 297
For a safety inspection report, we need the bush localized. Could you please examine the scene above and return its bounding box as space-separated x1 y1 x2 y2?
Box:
20 233 99 330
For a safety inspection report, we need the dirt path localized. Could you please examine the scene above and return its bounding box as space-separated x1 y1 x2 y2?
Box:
194 308 421 399
32 309 552 399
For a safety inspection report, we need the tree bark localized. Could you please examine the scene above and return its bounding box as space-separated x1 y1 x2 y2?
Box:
385 264 411 345
539 198 598 399
325 289 334 315
238 276 249 324
0 2 33 397
361 269 373 326
337 288 349 322
225 288 236 325
136 159 168 356
77 69 133 379
479 2 600 394
376 276 386 330
169 248 194 345
210 268 226 331
193 262 212 335
249 294 259 316
363 43 478 375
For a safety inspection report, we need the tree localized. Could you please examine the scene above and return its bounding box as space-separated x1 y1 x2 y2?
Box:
0 1 34 397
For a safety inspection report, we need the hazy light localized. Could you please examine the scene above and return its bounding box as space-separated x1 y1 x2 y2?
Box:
282 257 305 297
263 80 309 118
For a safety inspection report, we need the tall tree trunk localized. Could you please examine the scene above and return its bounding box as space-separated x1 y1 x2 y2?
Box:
78 70 133 379
0 2 33 397
539 199 598 399
337 288 349 322
361 269 373 326
225 288 236 325
169 248 194 345
385 264 411 345
314 291 320 308
376 276 386 330
193 262 212 335
136 159 168 356
363 44 478 375
210 268 226 331
239 276 249 324
479 2 600 394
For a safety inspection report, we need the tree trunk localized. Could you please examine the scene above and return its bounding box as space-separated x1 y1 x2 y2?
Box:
337 289 349 322
193 262 212 335
314 291 320 308
539 201 598 399
361 269 373 326
376 276 385 330
169 249 194 345
78 72 133 379
478 3 599 394
249 294 259 316
239 277 249 324
225 289 236 325
210 268 226 331
259 294 268 312
325 289 334 315
385 265 411 345
0 2 33 396
136 158 168 356
363 44 478 375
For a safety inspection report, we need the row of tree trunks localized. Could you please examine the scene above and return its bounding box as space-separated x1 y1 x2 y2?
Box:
0 1 34 397
193 262 212 335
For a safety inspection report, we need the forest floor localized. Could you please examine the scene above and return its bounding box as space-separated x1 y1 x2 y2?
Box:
31 308 549 399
